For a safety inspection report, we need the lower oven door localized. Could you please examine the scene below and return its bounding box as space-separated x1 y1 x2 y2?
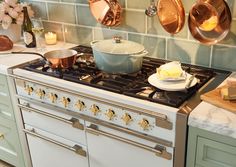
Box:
24 124 88 167
86 122 174 167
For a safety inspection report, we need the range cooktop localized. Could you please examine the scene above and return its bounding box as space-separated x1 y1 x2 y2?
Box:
21 45 219 108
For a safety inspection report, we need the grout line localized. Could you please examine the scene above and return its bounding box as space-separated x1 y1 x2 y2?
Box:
74 4 78 25
62 24 66 43
145 16 148 34
165 38 168 60
45 2 49 21
209 45 213 68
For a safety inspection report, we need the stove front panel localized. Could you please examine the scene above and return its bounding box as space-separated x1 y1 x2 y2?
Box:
14 76 175 147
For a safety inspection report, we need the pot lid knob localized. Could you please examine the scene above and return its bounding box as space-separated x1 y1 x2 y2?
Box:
113 36 121 43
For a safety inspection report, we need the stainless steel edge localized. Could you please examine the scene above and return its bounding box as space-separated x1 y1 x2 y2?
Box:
174 70 231 167
86 124 172 160
18 103 84 130
9 74 173 130
23 128 87 157
17 95 173 147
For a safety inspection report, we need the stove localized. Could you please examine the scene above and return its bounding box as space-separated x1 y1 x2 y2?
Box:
9 45 231 167
21 45 216 108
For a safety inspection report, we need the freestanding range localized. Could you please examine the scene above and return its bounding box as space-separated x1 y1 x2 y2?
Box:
9 46 230 167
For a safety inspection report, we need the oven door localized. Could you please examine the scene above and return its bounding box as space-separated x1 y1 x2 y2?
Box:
24 124 88 167
85 122 174 167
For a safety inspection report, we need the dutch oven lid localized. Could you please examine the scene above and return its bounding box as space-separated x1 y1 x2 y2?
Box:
91 37 145 55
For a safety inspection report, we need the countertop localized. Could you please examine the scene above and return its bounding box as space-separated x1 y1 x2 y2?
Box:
188 72 236 139
0 41 76 75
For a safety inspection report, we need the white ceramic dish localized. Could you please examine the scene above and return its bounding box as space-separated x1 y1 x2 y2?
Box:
148 73 198 91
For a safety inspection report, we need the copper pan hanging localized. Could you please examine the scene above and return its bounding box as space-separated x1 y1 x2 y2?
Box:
89 0 122 27
188 0 232 45
157 0 185 34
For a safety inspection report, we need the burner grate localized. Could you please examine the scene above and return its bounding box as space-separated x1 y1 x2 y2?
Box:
22 45 216 108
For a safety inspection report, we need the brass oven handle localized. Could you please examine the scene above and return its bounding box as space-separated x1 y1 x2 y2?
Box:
18 103 84 130
23 128 87 157
86 124 172 160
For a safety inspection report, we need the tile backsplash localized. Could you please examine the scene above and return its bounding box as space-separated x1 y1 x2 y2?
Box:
24 0 236 71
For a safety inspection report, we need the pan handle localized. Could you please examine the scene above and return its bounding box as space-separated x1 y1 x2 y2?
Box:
11 51 52 66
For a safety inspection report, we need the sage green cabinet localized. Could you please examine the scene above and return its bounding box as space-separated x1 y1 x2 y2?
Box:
0 74 25 167
186 126 236 167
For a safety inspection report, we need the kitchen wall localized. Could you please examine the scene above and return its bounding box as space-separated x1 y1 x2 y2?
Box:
24 0 236 71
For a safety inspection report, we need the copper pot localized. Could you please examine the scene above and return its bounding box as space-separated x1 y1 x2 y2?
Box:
157 0 185 34
89 0 122 26
188 0 232 45
12 49 78 69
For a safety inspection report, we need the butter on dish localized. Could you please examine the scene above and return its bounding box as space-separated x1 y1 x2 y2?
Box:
156 61 185 81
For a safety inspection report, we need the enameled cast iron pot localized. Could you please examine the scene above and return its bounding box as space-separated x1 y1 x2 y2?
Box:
90 37 148 74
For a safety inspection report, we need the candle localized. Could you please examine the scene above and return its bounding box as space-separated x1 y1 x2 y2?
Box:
44 32 57 45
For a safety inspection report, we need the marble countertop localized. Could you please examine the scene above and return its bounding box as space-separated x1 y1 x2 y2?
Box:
188 72 236 139
0 41 76 75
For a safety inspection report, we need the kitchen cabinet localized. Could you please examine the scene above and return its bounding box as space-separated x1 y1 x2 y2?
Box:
0 74 25 167
186 126 236 167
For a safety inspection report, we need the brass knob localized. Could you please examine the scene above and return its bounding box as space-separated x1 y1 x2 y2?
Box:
90 104 100 116
25 85 34 95
0 133 4 140
49 93 58 103
121 113 132 125
62 97 70 108
138 119 149 130
36 89 45 99
105 109 116 120
75 100 85 111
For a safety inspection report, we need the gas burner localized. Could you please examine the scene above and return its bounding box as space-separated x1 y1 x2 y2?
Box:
21 45 217 108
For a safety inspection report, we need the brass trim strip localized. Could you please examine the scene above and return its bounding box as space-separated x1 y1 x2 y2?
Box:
23 128 87 157
19 103 84 130
10 74 173 129
17 96 173 147
86 124 172 160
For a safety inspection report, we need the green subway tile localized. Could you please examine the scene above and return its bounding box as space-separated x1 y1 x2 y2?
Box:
76 5 99 27
182 0 195 13
22 1 48 19
127 0 149 9
64 25 93 45
61 0 88 4
113 10 146 33
167 39 211 66
219 20 236 46
48 3 76 24
128 33 166 59
94 29 127 40
119 0 126 8
212 45 236 71
43 21 64 41
147 15 188 38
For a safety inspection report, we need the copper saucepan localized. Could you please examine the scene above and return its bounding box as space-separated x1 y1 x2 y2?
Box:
12 49 78 69
89 0 122 27
188 0 232 45
157 0 185 34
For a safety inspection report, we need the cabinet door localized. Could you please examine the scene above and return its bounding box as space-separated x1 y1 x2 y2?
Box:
187 126 236 167
0 117 24 166
0 74 14 121
196 136 236 167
